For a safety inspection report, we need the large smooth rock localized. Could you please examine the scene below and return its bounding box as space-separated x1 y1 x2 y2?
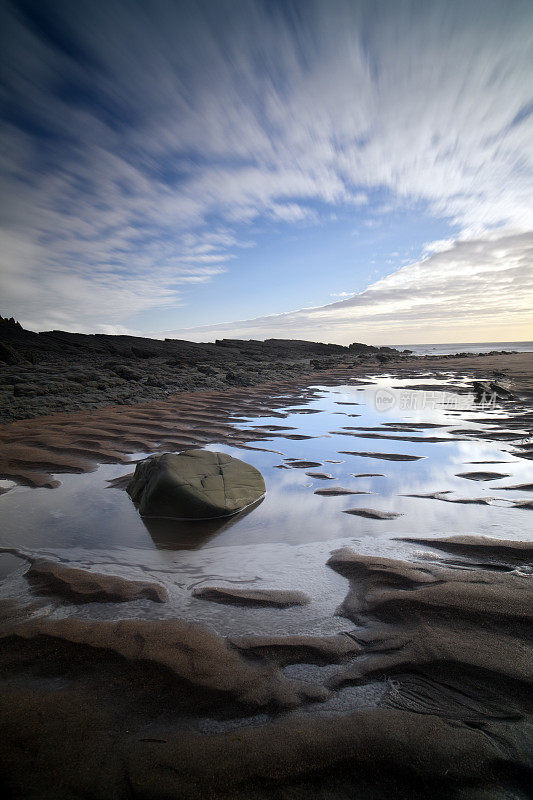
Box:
127 449 265 519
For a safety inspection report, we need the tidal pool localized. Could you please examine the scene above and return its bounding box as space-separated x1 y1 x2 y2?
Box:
0 376 531 638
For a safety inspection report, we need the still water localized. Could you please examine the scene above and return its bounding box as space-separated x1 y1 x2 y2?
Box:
0 376 531 637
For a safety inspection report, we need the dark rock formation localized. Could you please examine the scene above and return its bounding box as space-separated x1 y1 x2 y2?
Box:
0 317 405 422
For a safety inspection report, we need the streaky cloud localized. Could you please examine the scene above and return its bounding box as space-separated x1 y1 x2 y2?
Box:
0 0 532 334
159 230 533 345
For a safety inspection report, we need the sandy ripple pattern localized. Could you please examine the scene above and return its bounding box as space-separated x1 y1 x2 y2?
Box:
0 534 531 798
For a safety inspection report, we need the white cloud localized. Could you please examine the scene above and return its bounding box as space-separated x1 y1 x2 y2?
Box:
268 203 319 223
0 0 532 333
160 229 533 344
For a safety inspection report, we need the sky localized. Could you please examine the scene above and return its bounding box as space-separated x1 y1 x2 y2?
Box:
0 0 532 345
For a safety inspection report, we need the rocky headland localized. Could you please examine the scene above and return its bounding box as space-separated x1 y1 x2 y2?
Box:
0 315 402 423
3 315 528 424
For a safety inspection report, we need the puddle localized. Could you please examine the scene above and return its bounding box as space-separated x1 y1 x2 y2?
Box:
0 377 531 635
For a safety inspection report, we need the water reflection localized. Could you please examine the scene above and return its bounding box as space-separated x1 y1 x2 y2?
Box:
0 378 531 562
144 498 265 550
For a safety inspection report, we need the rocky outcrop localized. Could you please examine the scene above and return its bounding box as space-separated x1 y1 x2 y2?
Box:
473 380 517 400
127 449 265 519
0 342 30 366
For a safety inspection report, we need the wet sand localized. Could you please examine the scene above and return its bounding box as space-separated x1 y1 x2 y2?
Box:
1 352 531 490
0 352 532 798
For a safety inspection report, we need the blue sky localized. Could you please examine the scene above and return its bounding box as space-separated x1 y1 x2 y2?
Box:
1 0 532 344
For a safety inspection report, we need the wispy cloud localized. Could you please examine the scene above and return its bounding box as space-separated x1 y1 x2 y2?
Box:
0 0 532 334
161 230 533 344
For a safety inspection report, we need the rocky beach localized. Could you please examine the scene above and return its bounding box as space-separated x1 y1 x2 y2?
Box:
2 0 532 796
0 319 532 799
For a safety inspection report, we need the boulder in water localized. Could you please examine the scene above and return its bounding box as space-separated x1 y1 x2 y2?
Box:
127 449 265 519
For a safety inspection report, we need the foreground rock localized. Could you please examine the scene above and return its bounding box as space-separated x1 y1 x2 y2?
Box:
192 586 310 607
127 449 265 519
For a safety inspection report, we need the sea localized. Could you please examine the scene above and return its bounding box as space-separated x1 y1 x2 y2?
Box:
390 341 533 356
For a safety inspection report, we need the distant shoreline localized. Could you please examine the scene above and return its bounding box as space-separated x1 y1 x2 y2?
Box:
390 340 533 356
1 315 532 423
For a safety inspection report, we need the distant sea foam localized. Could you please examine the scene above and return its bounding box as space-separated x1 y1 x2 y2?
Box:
390 341 533 356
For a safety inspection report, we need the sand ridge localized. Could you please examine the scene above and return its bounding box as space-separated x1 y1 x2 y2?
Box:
1 353 532 488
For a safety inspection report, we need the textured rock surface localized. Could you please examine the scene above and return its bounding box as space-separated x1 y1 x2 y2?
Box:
127 449 265 519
